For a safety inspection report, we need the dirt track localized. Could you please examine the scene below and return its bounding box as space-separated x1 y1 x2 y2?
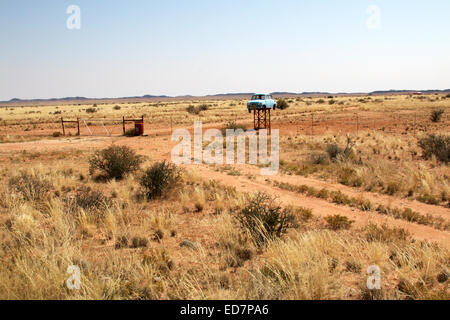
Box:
0 132 448 246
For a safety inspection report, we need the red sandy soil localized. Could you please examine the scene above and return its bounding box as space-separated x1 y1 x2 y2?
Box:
0 129 448 246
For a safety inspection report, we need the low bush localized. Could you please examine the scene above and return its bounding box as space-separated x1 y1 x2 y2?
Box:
198 104 210 111
325 214 354 230
8 171 52 201
85 107 97 114
364 223 410 243
430 109 444 123
89 145 143 180
326 137 355 162
140 161 181 200
131 236 148 248
52 132 62 138
418 134 450 163
277 99 289 110
236 192 296 247
186 104 209 115
74 186 111 212
186 105 199 115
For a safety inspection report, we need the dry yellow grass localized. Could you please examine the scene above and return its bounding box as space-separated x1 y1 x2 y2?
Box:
0 94 448 300
0 159 448 300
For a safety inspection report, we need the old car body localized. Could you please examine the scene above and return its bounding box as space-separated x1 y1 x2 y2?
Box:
247 94 277 113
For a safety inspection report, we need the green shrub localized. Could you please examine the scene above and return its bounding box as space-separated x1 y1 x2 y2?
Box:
325 214 354 230
331 191 352 206
140 161 181 200
326 144 342 160
277 99 290 110
115 235 129 249
237 192 296 247
89 145 143 180
198 104 210 111
430 109 444 123
186 104 209 115
85 107 97 114
417 194 440 205
131 236 148 248
317 188 330 199
74 186 111 212
186 105 199 115
326 137 355 162
418 134 450 163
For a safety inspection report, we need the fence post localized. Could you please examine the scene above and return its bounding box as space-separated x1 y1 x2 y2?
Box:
311 113 314 136
122 116 125 135
77 118 80 136
61 117 65 136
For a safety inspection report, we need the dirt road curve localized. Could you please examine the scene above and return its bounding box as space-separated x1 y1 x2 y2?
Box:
0 134 448 245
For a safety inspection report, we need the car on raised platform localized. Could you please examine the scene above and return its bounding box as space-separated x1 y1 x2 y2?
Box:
247 94 277 113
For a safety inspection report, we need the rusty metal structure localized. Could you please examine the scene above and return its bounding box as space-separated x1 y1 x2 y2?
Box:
253 108 271 134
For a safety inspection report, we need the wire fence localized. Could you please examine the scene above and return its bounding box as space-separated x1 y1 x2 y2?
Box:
278 110 449 137
0 110 448 138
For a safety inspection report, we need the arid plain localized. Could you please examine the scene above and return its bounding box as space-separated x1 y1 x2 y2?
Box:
0 94 448 299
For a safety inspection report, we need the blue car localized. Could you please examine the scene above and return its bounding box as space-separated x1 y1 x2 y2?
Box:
247 94 277 113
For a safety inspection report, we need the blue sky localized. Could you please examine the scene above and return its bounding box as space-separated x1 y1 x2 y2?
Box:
1 0 449 100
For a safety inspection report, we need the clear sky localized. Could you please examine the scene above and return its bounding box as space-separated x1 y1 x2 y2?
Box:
1 0 449 100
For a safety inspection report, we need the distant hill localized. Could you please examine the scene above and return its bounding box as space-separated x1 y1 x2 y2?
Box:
369 89 450 95
2 89 450 106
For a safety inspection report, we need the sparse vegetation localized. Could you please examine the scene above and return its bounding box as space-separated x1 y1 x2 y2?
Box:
186 104 209 115
418 134 450 163
277 99 290 110
85 107 97 114
430 109 444 123
325 214 354 230
236 192 297 247
8 171 52 201
88 145 143 180
223 120 247 132
140 161 181 200
326 137 355 162
0 94 449 301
